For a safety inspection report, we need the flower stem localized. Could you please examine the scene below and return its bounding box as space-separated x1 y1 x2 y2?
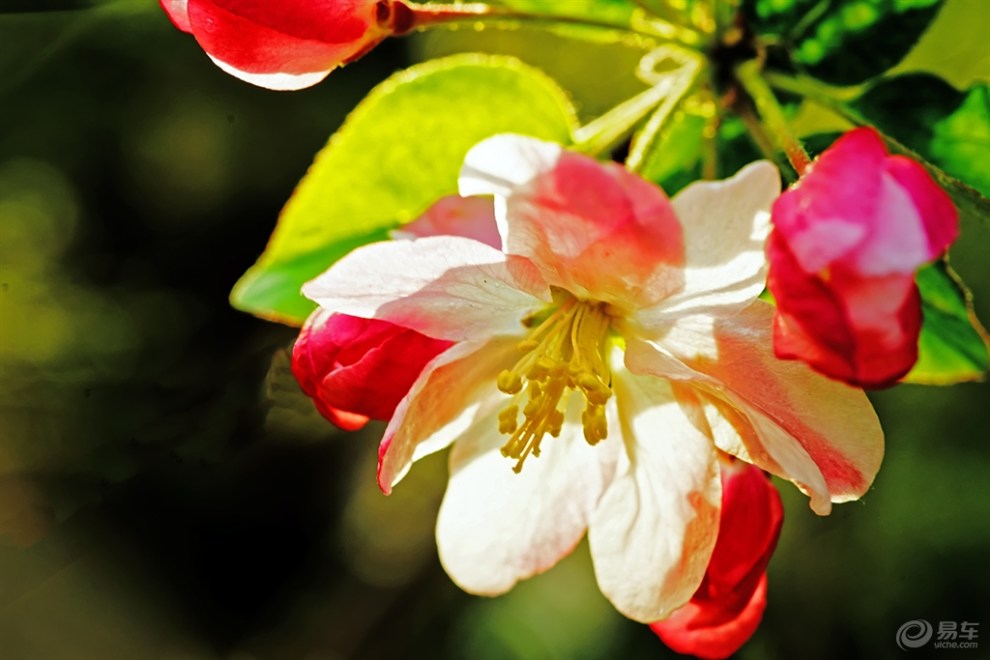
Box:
733 60 811 176
702 89 719 179
763 71 864 124
624 47 703 173
400 1 650 37
733 92 793 179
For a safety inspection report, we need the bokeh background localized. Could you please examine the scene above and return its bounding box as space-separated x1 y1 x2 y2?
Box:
1 1 988 658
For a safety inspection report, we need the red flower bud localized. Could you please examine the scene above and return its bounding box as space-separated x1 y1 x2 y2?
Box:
651 461 783 660
767 127 958 387
160 0 409 90
292 309 453 430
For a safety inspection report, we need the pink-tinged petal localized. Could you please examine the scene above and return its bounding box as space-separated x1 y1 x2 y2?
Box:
884 155 959 257
302 236 550 342
651 574 768 660
436 397 620 595
768 233 922 387
460 134 685 310
772 128 887 273
633 161 780 328
292 309 454 428
160 0 191 32
589 369 721 622
639 302 884 514
390 195 501 249
625 338 830 514
377 337 520 493
183 0 388 90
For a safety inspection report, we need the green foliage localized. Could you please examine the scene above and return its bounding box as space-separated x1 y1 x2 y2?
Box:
854 73 990 197
230 54 578 324
747 0 945 85
906 261 990 383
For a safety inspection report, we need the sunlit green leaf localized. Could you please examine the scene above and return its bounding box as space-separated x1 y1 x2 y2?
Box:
906 261 990 383
230 54 577 324
746 0 945 85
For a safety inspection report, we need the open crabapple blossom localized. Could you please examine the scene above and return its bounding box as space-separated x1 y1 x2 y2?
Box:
651 459 783 660
8 1 989 658
159 0 409 90
298 134 884 622
767 127 959 388
292 195 498 430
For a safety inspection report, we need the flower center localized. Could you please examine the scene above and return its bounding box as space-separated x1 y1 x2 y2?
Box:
496 294 614 473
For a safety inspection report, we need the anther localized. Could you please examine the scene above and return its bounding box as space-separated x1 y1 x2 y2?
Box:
498 406 519 434
517 339 539 352
497 369 523 394
527 357 556 381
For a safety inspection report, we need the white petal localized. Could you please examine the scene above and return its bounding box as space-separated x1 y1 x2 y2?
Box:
637 160 779 325
302 236 550 342
436 396 620 595
210 56 331 91
459 134 563 200
588 368 721 623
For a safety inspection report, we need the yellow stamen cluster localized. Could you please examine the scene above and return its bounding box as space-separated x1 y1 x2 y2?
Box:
496 297 613 473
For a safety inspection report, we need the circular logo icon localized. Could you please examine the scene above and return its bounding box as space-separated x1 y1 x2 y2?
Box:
897 620 934 650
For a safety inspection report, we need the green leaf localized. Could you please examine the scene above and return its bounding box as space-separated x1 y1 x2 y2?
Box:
853 73 990 197
230 54 578 324
905 261 989 384
746 0 945 85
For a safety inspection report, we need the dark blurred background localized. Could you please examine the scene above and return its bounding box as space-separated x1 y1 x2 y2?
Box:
1 1 988 658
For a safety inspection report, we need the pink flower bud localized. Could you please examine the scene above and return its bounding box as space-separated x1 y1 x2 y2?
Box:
650 460 783 660
160 0 411 90
767 127 959 387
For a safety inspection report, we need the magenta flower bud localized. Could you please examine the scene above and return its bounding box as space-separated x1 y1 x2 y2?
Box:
768 127 959 387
